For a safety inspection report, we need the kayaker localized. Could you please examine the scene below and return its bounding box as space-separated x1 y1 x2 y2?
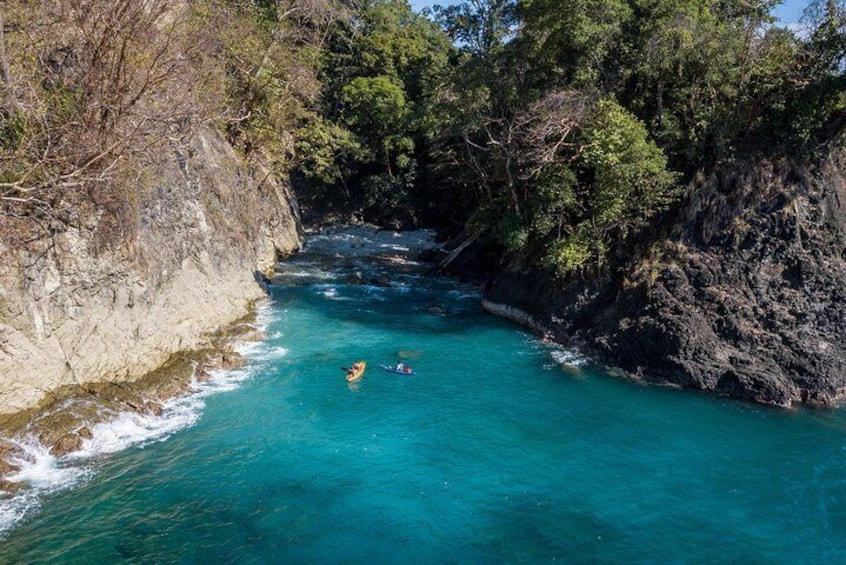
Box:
396 362 404 371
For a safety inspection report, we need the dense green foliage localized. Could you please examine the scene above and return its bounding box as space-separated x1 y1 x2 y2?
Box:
2 0 844 274
290 0 845 275
296 0 452 225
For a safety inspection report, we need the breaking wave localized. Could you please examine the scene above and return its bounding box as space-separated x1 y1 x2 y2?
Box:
0 302 282 536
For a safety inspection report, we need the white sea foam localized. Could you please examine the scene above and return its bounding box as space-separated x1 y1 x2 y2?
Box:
275 270 315 278
551 349 588 367
273 268 336 283
0 490 36 535
316 286 351 300
362 284 386 293
71 399 204 460
253 299 276 329
302 228 437 259
247 345 290 363
7 440 91 491
0 439 94 535
447 290 480 300
0 301 281 536
234 336 265 356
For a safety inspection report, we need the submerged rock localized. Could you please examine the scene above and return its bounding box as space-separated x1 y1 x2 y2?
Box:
369 276 391 287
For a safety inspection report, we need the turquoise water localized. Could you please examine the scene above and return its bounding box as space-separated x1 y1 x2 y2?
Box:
1 230 846 563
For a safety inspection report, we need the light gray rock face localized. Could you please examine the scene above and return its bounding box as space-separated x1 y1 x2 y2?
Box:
0 127 302 416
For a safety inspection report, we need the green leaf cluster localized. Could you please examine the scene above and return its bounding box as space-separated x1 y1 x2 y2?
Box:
415 0 846 277
580 99 680 240
293 0 452 223
4 0 843 248
538 99 680 274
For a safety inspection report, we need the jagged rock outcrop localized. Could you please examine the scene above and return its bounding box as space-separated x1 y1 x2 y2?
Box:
0 126 302 417
485 141 846 407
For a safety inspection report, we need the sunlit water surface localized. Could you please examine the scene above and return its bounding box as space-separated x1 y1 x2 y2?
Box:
1 228 845 563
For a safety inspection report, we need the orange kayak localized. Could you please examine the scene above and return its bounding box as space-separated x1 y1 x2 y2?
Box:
345 361 367 382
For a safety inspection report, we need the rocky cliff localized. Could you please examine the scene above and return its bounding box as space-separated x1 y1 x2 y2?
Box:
0 126 302 417
485 140 846 407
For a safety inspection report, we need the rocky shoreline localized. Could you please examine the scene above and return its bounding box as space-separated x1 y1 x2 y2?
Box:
481 144 846 408
0 225 438 498
0 304 268 494
0 124 303 497
4 151 844 502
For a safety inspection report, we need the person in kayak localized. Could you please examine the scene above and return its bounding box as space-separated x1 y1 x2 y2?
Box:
344 361 365 380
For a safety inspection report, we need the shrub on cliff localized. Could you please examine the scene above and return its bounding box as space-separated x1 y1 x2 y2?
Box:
0 0 345 245
0 4 161 226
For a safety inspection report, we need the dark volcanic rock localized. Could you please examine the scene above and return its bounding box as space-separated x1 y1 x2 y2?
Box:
486 144 846 407
346 272 365 285
370 276 392 287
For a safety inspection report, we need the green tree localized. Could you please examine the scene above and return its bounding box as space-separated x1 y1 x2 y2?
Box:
519 0 631 88
430 0 518 58
580 98 679 239
773 0 846 147
545 99 679 274
341 75 412 176
299 0 453 223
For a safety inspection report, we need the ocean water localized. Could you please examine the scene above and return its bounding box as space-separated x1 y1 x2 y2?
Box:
1 228 845 563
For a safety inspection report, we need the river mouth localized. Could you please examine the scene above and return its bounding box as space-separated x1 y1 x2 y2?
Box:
271 226 442 284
